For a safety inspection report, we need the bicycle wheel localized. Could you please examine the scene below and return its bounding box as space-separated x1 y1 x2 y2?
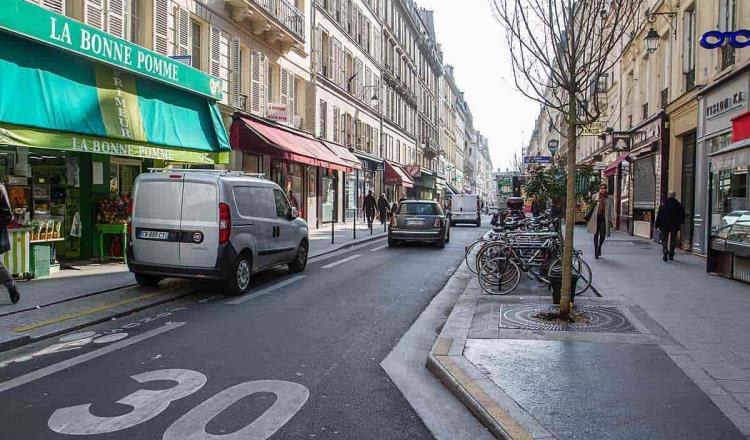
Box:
545 255 592 295
475 242 506 274
479 257 520 295
464 239 485 275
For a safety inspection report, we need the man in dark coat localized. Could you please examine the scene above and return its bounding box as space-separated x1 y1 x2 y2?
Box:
655 191 686 262
377 193 390 225
363 190 377 228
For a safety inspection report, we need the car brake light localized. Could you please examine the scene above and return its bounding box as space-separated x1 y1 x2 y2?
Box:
219 203 231 244
434 218 441 228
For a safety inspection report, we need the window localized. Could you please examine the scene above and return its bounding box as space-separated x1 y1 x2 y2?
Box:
683 5 696 90
333 107 340 142
320 100 328 139
233 187 276 219
191 20 201 69
127 0 142 44
273 189 292 218
719 0 737 69
398 202 442 215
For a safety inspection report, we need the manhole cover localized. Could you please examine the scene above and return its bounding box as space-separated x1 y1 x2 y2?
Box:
499 304 639 333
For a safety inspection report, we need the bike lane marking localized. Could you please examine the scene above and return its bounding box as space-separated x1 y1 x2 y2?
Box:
321 254 361 269
0 321 185 394
226 276 306 305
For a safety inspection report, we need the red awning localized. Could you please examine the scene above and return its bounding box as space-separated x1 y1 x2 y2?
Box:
230 115 351 172
384 161 414 188
604 153 629 177
321 141 362 170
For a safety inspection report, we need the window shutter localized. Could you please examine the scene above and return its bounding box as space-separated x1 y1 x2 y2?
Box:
209 26 221 78
84 0 104 30
682 12 692 74
250 52 267 116
106 0 126 38
288 72 296 125
327 37 334 79
231 38 241 108
333 107 340 143
280 69 290 112
341 0 348 30
315 27 323 75
35 0 65 13
177 7 191 56
153 0 170 55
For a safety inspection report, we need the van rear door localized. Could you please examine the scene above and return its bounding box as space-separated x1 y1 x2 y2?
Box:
132 177 183 266
179 178 219 268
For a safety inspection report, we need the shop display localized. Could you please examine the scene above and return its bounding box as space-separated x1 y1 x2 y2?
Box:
96 195 130 225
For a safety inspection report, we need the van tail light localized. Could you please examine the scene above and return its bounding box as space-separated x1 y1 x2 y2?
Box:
434 217 442 228
390 216 397 227
219 203 231 244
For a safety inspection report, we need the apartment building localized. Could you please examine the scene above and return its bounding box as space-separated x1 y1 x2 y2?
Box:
439 65 457 191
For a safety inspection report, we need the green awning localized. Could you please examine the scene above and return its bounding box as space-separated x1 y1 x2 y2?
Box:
0 30 229 155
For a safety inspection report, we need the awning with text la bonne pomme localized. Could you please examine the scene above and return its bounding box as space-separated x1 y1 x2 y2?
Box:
0 32 229 154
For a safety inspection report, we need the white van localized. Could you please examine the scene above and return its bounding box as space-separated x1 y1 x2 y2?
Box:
127 170 309 295
447 194 481 227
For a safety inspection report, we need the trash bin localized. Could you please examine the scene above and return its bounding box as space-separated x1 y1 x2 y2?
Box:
548 269 578 305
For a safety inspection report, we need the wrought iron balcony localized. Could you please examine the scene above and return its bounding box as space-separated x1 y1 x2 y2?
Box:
225 0 305 51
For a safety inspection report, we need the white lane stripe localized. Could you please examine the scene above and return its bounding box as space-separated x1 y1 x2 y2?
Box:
370 244 388 252
0 322 185 394
321 254 361 269
226 276 306 305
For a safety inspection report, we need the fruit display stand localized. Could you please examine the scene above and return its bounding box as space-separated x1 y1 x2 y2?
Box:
95 223 127 263
3 227 32 280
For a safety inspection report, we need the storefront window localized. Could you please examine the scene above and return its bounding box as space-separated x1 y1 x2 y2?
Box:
321 169 336 223
712 167 748 239
706 132 733 155
619 161 631 218
346 172 356 220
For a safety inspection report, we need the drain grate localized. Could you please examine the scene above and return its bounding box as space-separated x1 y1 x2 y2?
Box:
499 304 640 333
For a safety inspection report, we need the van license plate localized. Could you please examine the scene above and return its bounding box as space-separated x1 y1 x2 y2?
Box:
139 230 169 240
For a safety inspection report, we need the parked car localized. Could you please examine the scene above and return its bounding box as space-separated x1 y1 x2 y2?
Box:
127 170 309 295
388 200 450 248
447 193 481 227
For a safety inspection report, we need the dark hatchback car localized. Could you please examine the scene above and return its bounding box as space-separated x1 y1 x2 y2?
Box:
388 200 450 248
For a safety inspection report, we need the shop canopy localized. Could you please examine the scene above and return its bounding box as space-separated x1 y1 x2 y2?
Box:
231 115 351 173
321 142 362 170
604 153 630 177
384 161 414 188
0 17 229 160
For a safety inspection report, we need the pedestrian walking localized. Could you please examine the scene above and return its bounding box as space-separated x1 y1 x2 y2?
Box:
377 193 390 225
363 190 377 228
0 183 19 304
655 191 686 262
587 183 613 259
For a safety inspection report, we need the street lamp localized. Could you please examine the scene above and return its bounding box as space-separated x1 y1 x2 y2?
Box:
547 139 559 156
645 28 660 54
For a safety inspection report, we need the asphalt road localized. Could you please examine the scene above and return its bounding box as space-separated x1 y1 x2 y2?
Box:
0 224 486 439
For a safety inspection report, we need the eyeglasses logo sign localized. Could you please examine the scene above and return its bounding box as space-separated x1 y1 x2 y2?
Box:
700 30 750 49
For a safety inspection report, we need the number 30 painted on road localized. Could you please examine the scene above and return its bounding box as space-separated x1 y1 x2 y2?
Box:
48 369 309 439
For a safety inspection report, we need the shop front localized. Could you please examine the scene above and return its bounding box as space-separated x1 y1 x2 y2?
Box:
696 68 750 255
604 152 631 233
229 113 352 228
351 151 383 220
383 161 414 203
627 114 667 239
0 1 229 276
706 110 750 283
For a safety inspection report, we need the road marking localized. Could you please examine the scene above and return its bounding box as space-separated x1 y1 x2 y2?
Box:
370 244 388 252
321 254 361 269
12 293 163 333
0 322 185 394
226 276 306 305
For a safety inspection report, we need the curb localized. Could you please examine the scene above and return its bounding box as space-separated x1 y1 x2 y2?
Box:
309 232 387 259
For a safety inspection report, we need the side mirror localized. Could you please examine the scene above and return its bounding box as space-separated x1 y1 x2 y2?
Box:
287 207 298 220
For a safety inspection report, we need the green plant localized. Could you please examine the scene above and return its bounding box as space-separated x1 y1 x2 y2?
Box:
523 157 601 212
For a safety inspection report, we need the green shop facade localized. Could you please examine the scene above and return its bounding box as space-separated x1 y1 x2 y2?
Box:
0 0 229 274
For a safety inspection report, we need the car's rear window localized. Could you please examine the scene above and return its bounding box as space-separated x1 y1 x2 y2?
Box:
398 203 442 215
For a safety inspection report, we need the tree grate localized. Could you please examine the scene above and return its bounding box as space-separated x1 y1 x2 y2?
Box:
498 304 640 333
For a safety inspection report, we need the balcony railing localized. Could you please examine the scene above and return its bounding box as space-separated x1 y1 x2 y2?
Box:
252 0 305 41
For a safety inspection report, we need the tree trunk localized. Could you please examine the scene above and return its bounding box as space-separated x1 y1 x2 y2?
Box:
560 94 577 319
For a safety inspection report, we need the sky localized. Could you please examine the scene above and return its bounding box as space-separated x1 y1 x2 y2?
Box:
416 0 540 172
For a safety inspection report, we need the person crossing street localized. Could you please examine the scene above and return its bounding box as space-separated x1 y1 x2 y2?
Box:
655 191 686 262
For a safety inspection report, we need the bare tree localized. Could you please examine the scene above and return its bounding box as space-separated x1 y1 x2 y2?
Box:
492 0 642 318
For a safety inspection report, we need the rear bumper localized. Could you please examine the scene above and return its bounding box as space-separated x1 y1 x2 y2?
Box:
127 243 237 280
450 213 480 223
389 228 444 240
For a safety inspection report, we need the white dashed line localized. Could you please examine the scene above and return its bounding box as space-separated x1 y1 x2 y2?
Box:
370 244 388 252
321 254 361 269
226 276 306 305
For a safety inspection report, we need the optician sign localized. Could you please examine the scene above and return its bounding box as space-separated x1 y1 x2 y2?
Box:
700 30 750 49
0 0 222 100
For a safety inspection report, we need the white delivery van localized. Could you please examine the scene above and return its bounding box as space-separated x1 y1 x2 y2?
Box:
448 194 481 227
128 169 309 295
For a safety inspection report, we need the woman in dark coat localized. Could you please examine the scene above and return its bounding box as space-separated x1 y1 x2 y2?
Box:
377 193 390 225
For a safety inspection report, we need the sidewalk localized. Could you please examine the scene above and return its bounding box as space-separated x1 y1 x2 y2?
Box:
0 222 386 352
428 228 750 439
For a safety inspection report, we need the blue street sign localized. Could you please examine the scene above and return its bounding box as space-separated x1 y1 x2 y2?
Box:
523 156 552 164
